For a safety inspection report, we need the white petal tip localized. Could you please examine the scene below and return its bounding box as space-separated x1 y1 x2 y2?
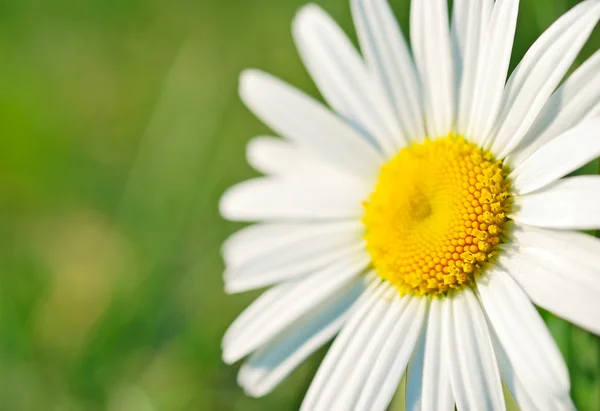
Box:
242 383 268 398
223 279 249 295
238 370 270 398
293 3 324 25
222 348 244 365
223 266 276 294
243 388 266 398
218 188 237 221
223 283 237 295
238 69 268 104
292 4 334 44
239 68 263 83
219 182 259 222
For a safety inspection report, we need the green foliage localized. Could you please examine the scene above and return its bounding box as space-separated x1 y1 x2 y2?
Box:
0 0 597 409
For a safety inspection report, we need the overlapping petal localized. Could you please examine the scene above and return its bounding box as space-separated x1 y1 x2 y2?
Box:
477 267 570 400
420 298 454 411
410 0 455 138
238 276 369 396
222 255 369 364
499 245 600 335
510 118 600 195
452 0 493 136
302 286 425 411
508 49 600 167
239 70 383 178
492 332 575 411
351 0 425 143
488 0 600 158
353 297 426 411
301 280 391 410
511 176 600 230
246 136 358 179
293 5 402 156
220 175 370 222
445 289 505 410
466 0 519 144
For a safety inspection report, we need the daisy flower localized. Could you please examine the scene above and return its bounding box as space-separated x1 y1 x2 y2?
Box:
220 0 600 409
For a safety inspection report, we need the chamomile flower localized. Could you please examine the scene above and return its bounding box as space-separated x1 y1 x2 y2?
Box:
220 0 600 409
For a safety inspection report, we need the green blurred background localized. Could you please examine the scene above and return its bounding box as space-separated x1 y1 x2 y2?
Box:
0 0 598 409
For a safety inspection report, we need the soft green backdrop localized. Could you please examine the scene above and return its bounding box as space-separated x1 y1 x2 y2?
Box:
0 0 598 409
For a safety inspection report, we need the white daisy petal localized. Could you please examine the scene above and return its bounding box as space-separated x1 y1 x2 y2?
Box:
238 276 368 397
509 118 600 195
510 225 600 294
222 0 600 406
499 248 600 336
511 176 600 230
420 298 454 411
222 254 369 364
410 0 455 138
239 69 383 177
220 176 370 222
351 0 425 142
246 136 358 179
467 0 519 143
452 0 493 136
225 242 367 294
293 5 402 156
223 221 364 292
309 290 405 410
492 332 575 411
445 288 505 410
489 0 600 158
405 325 427 411
508 49 600 167
476 267 570 400
328 294 411 410
246 136 301 176
223 221 363 268
301 280 391 411
353 297 427 411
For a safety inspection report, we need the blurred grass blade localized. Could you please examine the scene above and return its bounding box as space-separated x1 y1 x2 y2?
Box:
118 36 232 268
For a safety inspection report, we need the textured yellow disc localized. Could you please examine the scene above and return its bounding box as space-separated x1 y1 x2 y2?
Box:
363 135 511 297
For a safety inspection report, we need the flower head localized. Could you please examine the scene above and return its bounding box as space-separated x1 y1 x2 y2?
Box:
220 0 600 409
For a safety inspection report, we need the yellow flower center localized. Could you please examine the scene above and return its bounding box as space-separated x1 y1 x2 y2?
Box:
363 135 511 297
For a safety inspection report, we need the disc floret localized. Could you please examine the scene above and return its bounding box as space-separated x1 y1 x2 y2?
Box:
363 135 511 296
